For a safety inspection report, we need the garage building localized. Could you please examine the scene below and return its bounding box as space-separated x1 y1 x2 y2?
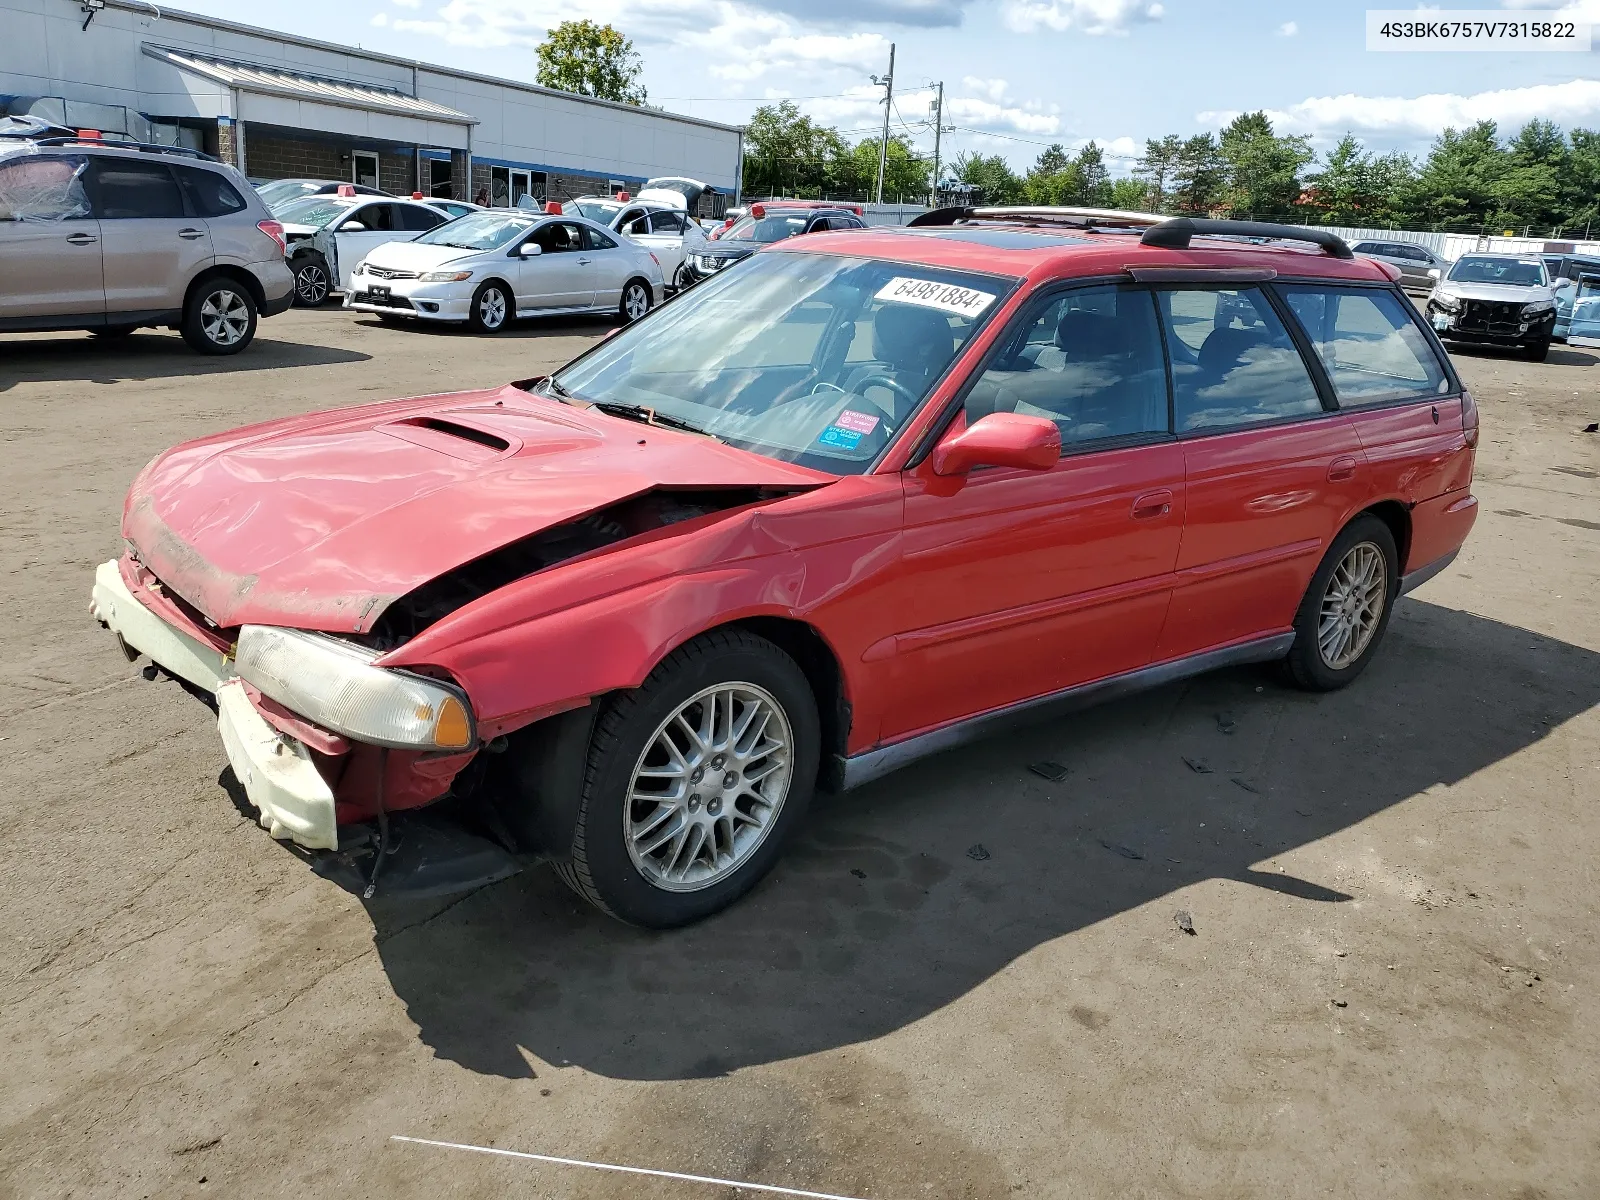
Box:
1 0 743 214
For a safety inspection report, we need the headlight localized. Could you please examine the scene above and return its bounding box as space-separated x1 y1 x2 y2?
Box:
235 626 475 751
419 269 474 282
1432 293 1462 313
352 260 367 276
1522 300 1554 315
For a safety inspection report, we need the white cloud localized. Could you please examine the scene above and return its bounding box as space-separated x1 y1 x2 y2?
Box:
946 95 1061 135
1001 0 1163 35
1502 0 1600 17
961 76 1010 103
390 0 423 8
1201 79 1600 139
709 30 890 82
1278 20 1297 36
370 10 389 24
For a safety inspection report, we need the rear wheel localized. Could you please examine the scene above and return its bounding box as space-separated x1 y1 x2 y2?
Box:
551 630 819 927
181 279 257 355
1282 515 1398 692
291 253 331 307
468 280 511 333
619 278 652 323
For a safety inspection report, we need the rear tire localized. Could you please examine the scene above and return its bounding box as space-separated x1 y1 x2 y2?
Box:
468 280 511 333
1522 339 1550 362
1282 515 1399 692
551 630 819 927
181 279 257 356
619 278 652 323
291 253 331 307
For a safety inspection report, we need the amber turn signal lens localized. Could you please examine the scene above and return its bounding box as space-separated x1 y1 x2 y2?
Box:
433 695 473 750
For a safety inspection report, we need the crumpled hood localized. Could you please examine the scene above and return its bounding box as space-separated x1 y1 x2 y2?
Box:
124 384 831 633
361 240 481 273
279 222 319 238
1434 281 1553 304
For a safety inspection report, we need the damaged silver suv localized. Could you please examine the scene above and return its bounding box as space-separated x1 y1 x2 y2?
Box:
0 120 294 354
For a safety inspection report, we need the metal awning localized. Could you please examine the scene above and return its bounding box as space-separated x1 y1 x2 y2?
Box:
141 45 476 126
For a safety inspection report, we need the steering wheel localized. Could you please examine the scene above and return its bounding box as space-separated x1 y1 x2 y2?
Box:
853 373 920 420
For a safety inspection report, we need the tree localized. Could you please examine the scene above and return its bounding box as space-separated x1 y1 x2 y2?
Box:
743 101 849 197
1302 134 1415 225
841 135 928 201
1217 110 1313 218
1021 141 1112 206
952 151 1023 204
1169 133 1227 214
1109 177 1150 211
1401 120 1506 229
1566 129 1600 234
1134 134 1182 211
1493 118 1569 230
535 20 646 106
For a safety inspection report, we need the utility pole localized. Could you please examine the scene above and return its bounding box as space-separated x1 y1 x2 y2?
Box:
871 43 895 206
929 81 944 207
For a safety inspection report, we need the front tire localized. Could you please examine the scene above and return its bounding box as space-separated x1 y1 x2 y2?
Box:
1282 515 1399 691
291 253 331 307
468 280 511 333
1522 339 1550 362
620 278 652 323
553 630 819 927
181 279 257 355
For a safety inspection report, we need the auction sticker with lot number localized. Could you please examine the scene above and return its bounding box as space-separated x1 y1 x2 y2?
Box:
875 277 997 317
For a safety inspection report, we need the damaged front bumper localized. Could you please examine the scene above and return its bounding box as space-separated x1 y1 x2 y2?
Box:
90 559 340 849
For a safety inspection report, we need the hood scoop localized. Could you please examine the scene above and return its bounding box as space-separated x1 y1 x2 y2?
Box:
382 416 515 461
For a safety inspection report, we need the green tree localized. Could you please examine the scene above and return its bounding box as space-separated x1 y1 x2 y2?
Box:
535 20 647 105
1170 133 1227 214
843 135 928 201
1491 119 1569 230
1109 176 1151 211
1217 110 1313 218
1303 133 1415 225
1401 120 1507 229
1133 134 1182 211
952 151 1023 204
1565 128 1600 234
743 101 848 197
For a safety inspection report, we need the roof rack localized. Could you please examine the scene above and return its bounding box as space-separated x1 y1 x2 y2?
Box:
909 205 1165 230
1140 217 1352 259
21 134 218 162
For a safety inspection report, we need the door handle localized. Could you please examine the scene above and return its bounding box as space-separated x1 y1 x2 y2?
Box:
575 256 592 265
1327 456 1358 482
65 232 98 245
1131 489 1173 520
178 228 206 240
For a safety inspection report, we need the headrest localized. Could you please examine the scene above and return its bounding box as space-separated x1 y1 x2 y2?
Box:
1198 325 1270 375
872 304 954 373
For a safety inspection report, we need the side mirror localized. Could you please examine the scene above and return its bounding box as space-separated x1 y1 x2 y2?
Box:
1427 268 1440 280
337 220 367 233
932 413 1060 476
519 242 543 257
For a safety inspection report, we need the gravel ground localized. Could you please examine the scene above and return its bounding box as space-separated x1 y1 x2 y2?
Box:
1 309 1598 1200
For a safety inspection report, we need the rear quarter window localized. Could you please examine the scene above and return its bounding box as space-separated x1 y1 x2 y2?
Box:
1280 285 1450 407
173 165 246 218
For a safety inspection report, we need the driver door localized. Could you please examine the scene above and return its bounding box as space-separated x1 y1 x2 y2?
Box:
513 220 590 310
333 202 400 289
882 284 1186 742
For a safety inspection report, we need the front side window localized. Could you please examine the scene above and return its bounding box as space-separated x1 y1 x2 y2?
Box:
550 251 1011 474
534 221 584 252
88 159 184 219
0 153 90 220
1157 287 1323 431
964 285 1168 447
649 210 686 235
349 203 395 232
1281 286 1450 406
174 165 245 218
1448 256 1546 286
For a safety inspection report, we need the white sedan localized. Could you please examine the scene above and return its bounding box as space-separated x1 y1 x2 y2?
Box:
344 210 665 333
563 196 707 290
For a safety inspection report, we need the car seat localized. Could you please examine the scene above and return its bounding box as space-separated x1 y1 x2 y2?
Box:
845 304 956 421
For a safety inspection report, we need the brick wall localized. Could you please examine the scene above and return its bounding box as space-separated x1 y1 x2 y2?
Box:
379 152 417 197
547 171 616 204
449 149 470 201
246 133 342 181
215 120 237 170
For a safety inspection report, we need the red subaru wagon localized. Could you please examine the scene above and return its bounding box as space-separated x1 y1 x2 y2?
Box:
90 208 1478 926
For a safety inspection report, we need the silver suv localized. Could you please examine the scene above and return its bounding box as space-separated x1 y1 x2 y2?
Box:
0 133 294 354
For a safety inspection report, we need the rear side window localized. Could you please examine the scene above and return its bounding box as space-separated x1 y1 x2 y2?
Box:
88 159 184 219
583 225 619 250
1280 286 1450 406
399 204 446 231
173 165 245 217
964 285 1168 447
1157 287 1323 432
0 154 90 220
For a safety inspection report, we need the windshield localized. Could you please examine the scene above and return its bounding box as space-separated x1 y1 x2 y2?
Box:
550 251 1012 475
568 200 622 224
256 179 318 206
1448 256 1547 286
273 196 355 227
724 211 813 243
415 210 535 250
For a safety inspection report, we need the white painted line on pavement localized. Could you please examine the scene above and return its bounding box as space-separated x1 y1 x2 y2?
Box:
391 1134 873 1200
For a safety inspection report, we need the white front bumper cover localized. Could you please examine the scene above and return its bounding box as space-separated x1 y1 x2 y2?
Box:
344 275 474 321
90 559 339 850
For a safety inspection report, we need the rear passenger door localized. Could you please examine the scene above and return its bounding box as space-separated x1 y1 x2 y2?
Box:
580 223 629 309
87 157 213 316
1153 284 1366 661
172 164 252 268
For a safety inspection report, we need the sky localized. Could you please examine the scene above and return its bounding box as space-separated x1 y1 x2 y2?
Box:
170 0 1600 174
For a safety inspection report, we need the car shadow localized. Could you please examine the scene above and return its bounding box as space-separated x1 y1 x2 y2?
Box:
367 598 1600 1081
349 313 613 340
1446 342 1599 367
0 333 370 390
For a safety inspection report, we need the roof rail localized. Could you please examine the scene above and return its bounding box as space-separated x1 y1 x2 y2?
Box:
909 204 1165 230
28 135 219 162
1140 217 1353 259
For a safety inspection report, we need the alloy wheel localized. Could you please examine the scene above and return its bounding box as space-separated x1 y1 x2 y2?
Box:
478 287 507 329
1317 541 1387 669
624 283 650 320
624 682 792 892
200 289 250 346
295 263 328 305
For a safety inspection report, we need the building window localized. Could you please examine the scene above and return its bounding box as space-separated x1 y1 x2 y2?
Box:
352 151 379 190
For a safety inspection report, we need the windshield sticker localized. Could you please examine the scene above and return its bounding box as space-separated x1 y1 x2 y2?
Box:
818 426 864 450
875 277 997 317
833 410 880 435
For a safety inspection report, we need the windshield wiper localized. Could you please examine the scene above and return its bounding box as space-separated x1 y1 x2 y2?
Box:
590 400 719 439
542 376 575 404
